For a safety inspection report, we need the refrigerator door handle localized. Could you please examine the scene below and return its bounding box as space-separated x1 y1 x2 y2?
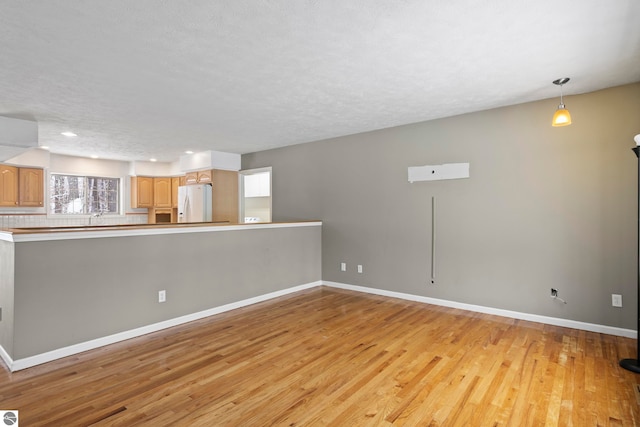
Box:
178 194 188 222
183 195 190 222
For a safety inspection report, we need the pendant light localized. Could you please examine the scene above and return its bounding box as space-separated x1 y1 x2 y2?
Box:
552 77 572 127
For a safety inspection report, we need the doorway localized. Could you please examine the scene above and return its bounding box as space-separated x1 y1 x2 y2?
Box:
240 167 272 223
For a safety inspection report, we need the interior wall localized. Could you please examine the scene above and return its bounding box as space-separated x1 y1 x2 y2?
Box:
130 160 175 177
49 153 131 176
242 83 640 330
11 225 321 359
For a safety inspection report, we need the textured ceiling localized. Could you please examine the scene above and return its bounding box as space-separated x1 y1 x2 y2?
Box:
1 1 639 162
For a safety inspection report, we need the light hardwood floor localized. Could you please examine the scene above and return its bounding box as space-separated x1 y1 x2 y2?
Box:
1 287 639 426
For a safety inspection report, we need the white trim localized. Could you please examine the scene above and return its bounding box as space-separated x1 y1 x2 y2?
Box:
0 344 13 371
2 280 321 372
4 278 632 372
322 281 637 339
0 221 322 243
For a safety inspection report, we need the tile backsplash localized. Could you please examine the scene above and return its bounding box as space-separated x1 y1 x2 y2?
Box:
0 214 148 228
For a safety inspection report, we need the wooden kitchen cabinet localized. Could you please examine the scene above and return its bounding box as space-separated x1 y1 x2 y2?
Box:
137 170 237 223
184 171 197 184
0 165 19 206
18 167 44 206
131 176 154 208
212 169 239 223
148 207 173 224
196 170 212 183
184 170 212 184
133 176 182 222
153 177 172 208
0 165 44 207
172 177 180 208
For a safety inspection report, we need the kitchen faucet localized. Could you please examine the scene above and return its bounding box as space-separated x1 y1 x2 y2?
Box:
89 211 104 225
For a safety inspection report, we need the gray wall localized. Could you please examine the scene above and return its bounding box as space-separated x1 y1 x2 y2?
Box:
11 225 321 359
243 83 640 330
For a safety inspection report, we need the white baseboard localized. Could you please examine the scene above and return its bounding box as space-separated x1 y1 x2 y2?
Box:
0 344 12 372
323 281 637 339
2 278 634 373
2 280 322 372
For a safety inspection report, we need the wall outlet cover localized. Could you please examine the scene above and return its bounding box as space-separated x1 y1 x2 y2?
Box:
612 294 623 307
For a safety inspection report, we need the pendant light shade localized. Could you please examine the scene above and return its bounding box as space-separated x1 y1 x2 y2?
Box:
551 78 572 127
552 107 572 127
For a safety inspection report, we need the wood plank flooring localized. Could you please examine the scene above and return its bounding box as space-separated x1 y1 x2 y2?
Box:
1 286 639 426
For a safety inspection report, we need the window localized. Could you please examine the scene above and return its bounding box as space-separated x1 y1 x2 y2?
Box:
50 174 120 214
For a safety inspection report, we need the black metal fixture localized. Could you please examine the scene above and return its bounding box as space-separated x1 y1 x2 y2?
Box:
620 134 640 373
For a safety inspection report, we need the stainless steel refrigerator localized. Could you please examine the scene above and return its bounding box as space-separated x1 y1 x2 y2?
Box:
177 184 212 223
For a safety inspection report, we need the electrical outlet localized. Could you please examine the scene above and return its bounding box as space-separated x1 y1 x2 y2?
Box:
340 262 346 272
357 265 363 274
158 290 166 303
612 294 623 307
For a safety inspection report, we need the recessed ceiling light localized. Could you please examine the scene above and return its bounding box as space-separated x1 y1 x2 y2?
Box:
61 131 77 137
185 150 194 154
90 155 99 159
40 145 49 150
150 158 157 162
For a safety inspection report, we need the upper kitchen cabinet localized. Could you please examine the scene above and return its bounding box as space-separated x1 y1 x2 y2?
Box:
133 176 184 209
184 171 198 184
196 170 212 183
185 170 212 185
18 167 44 206
153 177 172 208
0 165 19 206
131 176 154 208
0 165 44 207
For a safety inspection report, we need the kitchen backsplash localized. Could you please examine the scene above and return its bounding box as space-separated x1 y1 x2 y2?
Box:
0 214 148 228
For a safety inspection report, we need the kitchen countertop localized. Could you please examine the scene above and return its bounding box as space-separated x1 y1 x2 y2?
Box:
0 221 322 242
4 221 232 234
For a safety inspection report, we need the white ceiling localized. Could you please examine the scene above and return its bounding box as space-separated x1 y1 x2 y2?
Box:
1 1 639 162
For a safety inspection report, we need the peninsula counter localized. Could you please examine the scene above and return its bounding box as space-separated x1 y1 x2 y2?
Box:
0 221 322 371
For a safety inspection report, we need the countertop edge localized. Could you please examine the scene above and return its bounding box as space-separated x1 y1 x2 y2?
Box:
0 221 323 242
